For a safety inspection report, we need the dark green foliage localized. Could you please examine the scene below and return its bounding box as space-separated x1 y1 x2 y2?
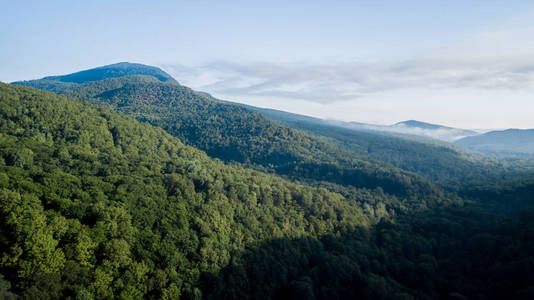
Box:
58 75 445 206
0 83 368 298
208 205 534 300
245 106 487 185
0 274 17 300
5 64 534 299
245 106 534 200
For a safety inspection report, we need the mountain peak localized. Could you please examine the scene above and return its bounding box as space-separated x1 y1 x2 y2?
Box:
13 62 178 87
394 120 450 130
43 62 178 84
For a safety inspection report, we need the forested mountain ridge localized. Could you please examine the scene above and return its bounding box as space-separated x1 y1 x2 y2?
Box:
12 62 178 93
15 65 448 210
239 105 492 185
15 63 534 211
0 82 375 298
244 102 534 212
2 83 534 299
249 108 479 143
455 128 534 155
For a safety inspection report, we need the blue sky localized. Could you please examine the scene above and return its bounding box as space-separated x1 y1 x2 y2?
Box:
2 0 534 128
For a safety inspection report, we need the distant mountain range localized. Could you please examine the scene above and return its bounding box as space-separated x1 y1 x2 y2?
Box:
346 120 534 156
456 129 534 155
322 119 481 142
247 107 534 156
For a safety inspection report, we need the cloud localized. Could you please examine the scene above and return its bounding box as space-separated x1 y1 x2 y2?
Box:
161 24 534 105
163 57 534 104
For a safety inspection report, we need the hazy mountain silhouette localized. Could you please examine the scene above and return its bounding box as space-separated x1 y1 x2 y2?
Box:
456 129 534 155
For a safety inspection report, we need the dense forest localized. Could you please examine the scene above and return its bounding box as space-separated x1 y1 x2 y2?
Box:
22 65 532 193
38 66 534 212
0 83 370 298
243 106 534 187
60 76 438 199
4 63 534 299
242 106 485 184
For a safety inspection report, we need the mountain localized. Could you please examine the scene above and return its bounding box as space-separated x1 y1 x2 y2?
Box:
323 119 480 142
240 105 491 186
0 82 372 298
14 64 450 210
389 120 480 141
250 106 481 147
455 128 534 155
12 62 178 93
2 82 534 299
395 120 453 130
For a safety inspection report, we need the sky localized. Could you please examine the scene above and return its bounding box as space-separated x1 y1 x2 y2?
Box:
2 0 534 129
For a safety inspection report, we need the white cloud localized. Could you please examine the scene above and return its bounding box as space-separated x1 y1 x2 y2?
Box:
164 56 534 104
160 21 534 128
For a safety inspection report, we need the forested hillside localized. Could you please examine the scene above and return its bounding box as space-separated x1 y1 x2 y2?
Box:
243 106 487 184
1 83 534 299
17 62 534 215
22 63 498 190
14 62 534 217
62 75 439 198
0 83 370 298
16 63 491 189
